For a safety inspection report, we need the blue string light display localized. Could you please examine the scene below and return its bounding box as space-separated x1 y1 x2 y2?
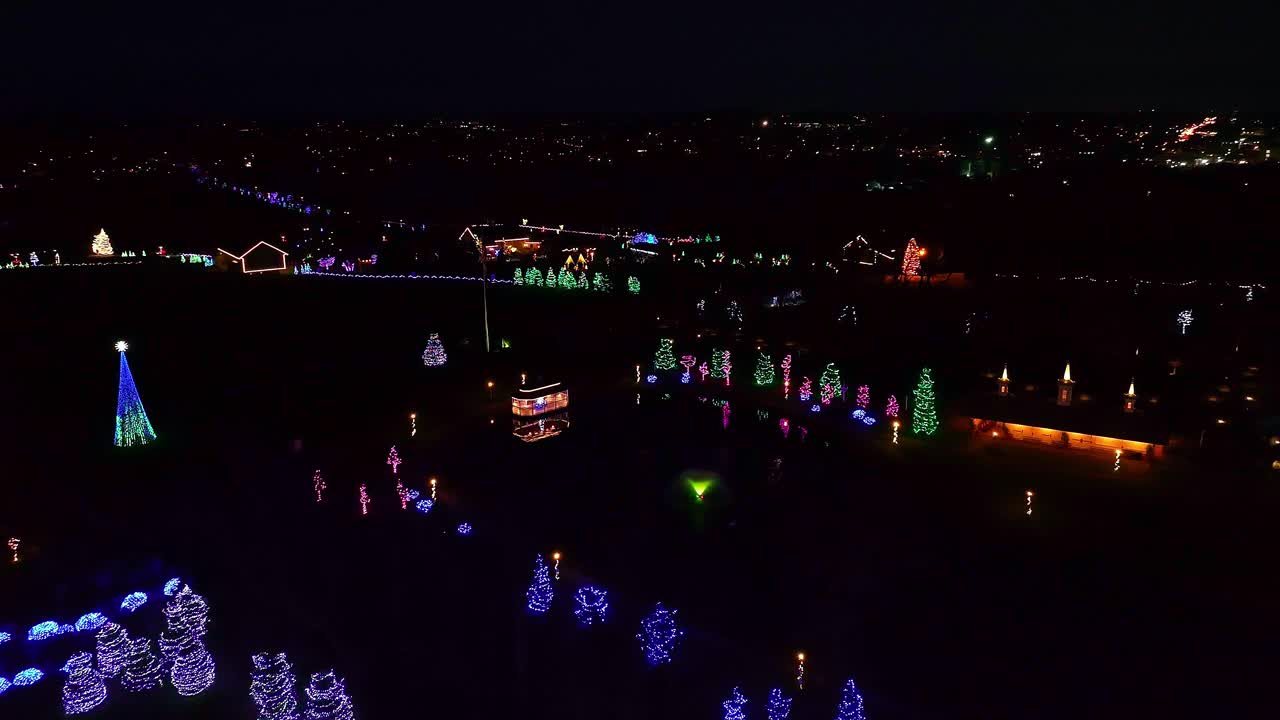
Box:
415 498 434 514
75 612 108 633
636 603 682 666
303 670 355 720
164 587 210 638
250 652 299 720
114 341 157 447
13 668 44 686
170 636 216 696
573 586 609 626
0 677 9 696
121 592 148 613
834 678 868 720
722 687 748 720
61 651 108 715
526 555 554 615
95 622 130 678
164 578 184 596
58 624 76 636
765 689 793 720
456 523 472 536
0 631 11 645
28 620 60 641
121 637 164 692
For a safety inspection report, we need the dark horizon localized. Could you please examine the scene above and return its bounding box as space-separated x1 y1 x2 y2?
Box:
3 4 1277 117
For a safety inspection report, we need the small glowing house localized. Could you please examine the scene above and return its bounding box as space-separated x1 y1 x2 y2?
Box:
216 240 289 274
512 382 569 442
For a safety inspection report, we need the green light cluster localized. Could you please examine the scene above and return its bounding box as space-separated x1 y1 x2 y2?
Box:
912 367 939 436
753 351 775 386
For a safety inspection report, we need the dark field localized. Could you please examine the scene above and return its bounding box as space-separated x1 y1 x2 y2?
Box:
0 269 1276 720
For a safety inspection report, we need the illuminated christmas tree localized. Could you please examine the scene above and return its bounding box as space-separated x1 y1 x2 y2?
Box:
303 670 354 720
559 268 577 289
170 636 215 696
722 687 748 720
799 377 813 402
912 367 939 436
92 228 115 256
577 271 589 290
819 363 842 405
752 351 775 386
95 622 130 678
834 678 867 720
526 555 554 615
421 333 447 367
250 652 299 720
114 341 157 447
636 603 682 666
654 339 678 371
62 652 108 714
544 268 557 288
525 267 543 286
592 272 609 291
885 395 899 418
627 276 640 294
765 688 793 720
902 238 921 277
386 445 402 474
721 350 733 386
856 385 870 409
121 637 164 692
709 349 727 379
164 586 210 639
513 268 524 285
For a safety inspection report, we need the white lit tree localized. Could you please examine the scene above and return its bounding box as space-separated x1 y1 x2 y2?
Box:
92 228 115 256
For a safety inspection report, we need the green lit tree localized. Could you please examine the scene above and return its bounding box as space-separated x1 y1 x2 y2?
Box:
577 271 589 290
912 367 939 435
513 267 524 285
544 267 558 288
525 267 543 286
559 268 577 289
819 363 842 405
593 272 609 291
654 339 678 371
753 351 775 386
709 349 727 379
627 276 640 294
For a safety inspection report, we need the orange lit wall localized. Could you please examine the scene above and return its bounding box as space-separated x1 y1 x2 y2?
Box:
511 392 569 417
970 418 1164 458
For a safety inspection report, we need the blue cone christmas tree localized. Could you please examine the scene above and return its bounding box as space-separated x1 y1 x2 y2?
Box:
303 670 354 720
834 678 868 720
114 341 156 447
525 555 554 615
250 652 299 720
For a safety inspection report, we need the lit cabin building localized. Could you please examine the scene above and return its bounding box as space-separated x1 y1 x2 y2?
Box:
960 367 1170 458
512 382 570 442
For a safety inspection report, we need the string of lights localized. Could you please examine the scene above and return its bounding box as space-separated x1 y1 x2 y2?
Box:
526 555 554 615
121 638 164 692
61 652 108 715
636 603 682 666
95 622 130 678
250 652 299 720
573 586 609 626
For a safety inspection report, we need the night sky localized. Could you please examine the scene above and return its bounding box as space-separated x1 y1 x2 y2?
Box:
2 3 1276 117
